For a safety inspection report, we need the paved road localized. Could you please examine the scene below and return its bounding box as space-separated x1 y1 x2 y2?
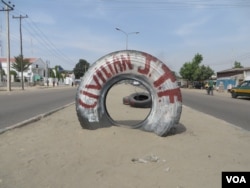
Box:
1 86 249 132
0 86 77 130
181 89 250 131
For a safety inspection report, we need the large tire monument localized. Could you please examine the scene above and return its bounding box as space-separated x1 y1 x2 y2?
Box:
76 50 182 136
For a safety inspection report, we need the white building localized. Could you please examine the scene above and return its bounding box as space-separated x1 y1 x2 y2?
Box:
0 57 48 83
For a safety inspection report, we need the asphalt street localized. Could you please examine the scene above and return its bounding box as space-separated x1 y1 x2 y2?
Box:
0 86 76 131
181 88 250 131
0 86 249 133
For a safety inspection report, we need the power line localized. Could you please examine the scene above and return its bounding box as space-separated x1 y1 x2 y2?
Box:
9 8 75 68
23 17 75 64
98 0 250 10
4 0 250 71
206 52 250 68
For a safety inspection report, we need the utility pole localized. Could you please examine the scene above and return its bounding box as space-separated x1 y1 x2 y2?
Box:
13 14 28 90
0 0 14 92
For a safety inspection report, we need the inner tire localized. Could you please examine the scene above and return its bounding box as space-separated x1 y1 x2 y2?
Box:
129 92 152 108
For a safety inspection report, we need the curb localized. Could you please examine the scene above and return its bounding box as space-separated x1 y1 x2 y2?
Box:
0 102 75 135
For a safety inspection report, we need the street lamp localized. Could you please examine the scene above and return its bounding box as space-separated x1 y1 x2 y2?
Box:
115 28 139 50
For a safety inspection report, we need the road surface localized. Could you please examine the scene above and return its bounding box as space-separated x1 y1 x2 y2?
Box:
0 87 76 130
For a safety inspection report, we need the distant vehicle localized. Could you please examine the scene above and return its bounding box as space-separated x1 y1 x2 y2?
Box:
230 80 250 98
193 82 203 89
132 80 140 86
74 79 81 86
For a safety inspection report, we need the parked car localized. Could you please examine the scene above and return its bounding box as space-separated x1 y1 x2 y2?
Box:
230 80 250 98
72 79 81 87
193 82 203 89
132 80 140 86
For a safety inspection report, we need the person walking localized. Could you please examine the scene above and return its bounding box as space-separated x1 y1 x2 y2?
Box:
208 79 214 95
205 82 209 94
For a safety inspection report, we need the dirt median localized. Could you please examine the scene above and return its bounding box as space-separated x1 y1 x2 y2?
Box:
0 102 250 188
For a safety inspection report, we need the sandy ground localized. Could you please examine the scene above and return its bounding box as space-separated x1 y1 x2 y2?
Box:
0 86 250 188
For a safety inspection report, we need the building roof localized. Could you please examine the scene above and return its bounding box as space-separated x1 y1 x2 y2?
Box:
217 67 250 73
0 57 38 63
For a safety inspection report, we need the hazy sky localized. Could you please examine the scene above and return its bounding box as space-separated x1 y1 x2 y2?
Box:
1 0 250 74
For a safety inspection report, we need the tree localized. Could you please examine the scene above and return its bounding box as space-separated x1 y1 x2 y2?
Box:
11 55 31 72
233 61 243 68
179 53 203 82
179 53 214 85
11 55 31 90
73 59 90 79
54 65 65 82
49 68 55 78
179 62 194 82
54 65 60 80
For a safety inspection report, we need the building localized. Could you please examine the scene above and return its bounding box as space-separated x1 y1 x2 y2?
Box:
216 67 250 91
0 57 48 84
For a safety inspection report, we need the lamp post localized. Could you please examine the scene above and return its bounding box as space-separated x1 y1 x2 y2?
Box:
0 0 14 91
115 28 139 50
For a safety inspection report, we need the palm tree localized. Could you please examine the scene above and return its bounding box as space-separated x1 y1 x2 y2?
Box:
11 55 31 90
